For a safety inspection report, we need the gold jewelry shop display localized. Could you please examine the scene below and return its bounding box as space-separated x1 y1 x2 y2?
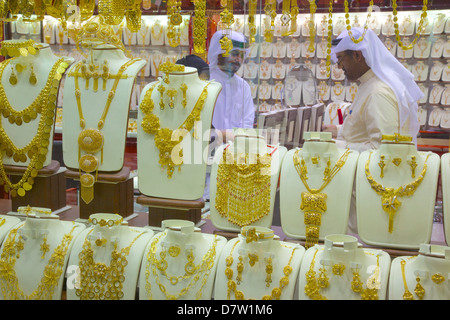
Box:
140 75 211 178
293 149 351 248
68 58 140 204
192 0 207 55
0 222 78 300
144 231 220 299
215 145 273 227
0 56 70 197
365 151 430 234
75 220 147 300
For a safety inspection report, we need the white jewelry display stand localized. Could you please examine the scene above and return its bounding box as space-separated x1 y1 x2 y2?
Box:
139 219 226 300
0 207 85 300
356 138 440 249
389 244 450 300
297 235 391 300
66 213 153 300
137 66 221 200
441 153 450 245
279 133 359 241
0 215 20 244
209 133 287 233
214 226 304 300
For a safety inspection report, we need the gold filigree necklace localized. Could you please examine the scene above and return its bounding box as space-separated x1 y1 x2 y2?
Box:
293 149 351 248
215 145 274 227
0 57 69 198
140 80 210 178
365 152 430 233
70 58 139 204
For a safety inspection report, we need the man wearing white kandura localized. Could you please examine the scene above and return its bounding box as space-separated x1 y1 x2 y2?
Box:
322 27 423 152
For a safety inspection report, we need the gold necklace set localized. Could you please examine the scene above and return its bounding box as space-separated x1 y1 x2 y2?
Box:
365 151 430 234
75 227 146 300
145 231 219 300
140 78 210 178
293 149 351 248
0 57 69 198
69 58 139 204
0 223 78 300
225 238 298 300
304 248 381 300
215 147 272 227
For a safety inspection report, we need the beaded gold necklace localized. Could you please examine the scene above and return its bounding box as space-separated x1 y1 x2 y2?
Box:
140 80 210 178
0 57 69 198
0 223 78 300
364 152 430 233
225 239 297 300
215 145 273 227
293 149 351 248
70 58 139 204
144 231 219 300
75 228 146 300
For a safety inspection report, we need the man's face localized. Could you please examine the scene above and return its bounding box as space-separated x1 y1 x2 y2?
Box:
336 50 359 81
217 49 245 77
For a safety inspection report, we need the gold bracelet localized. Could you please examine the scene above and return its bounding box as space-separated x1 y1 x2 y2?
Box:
88 213 123 227
381 133 413 143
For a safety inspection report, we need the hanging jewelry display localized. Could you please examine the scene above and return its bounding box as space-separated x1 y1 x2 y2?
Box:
140 80 211 178
392 0 428 50
69 58 140 204
0 57 69 198
365 150 430 233
307 0 317 54
215 146 273 227
0 224 78 300
75 228 147 300
144 231 219 300
192 0 207 56
219 0 234 56
166 0 182 47
293 149 351 248
263 0 277 42
343 0 374 43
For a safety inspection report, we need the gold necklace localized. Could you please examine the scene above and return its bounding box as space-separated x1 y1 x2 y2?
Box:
0 224 78 300
293 149 351 248
225 240 297 300
75 228 146 300
145 231 219 300
365 152 431 233
140 80 210 178
215 146 273 227
343 0 373 43
392 0 428 50
70 58 139 204
304 248 380 300
0 57 69 198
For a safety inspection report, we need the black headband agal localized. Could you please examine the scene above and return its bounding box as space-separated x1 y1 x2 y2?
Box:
331 38 342 46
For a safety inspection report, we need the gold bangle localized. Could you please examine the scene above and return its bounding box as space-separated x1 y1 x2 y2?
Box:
241 227 274 243
88 214 123 227
381 133 413 143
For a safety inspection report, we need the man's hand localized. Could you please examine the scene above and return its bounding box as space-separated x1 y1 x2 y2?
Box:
322 124 338 138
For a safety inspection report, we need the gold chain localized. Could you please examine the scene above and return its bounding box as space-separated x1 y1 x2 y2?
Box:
293 149 351 248
0 224 78 300
343 0 374 43
392 0 428 50
140 80 210 178
215 147 272 227
192 0 207 55
365 152 430 233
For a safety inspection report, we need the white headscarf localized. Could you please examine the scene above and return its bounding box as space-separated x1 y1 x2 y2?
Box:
331 28 423 140
207 31 249 68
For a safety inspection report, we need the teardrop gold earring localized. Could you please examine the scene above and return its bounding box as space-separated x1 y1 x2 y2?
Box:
29 65 37 85
378 155 386 178
9 65 18 85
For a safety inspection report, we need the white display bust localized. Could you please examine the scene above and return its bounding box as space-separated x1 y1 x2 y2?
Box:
1 44 73 168
297 234 391 300
214 226 305 300
66 213 153 300
137 66 221 200
389 244 450 300
279 132 359 241
0 214 20 243
139 219 227 300
0 206 85 300
62 46 146 172
209 131 287 232
355 135 440 249
441 153 450 245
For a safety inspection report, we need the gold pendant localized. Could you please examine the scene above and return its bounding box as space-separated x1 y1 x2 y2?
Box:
80 173 95 204
78 128 104 154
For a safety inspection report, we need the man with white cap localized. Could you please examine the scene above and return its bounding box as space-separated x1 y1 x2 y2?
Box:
208 30 255 139
323 27 423 152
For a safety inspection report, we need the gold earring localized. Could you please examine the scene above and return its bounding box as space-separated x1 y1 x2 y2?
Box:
180 83 187 108
15 235 25 258
318 266 330 288
9 65 18 85
378 155 386 178
311 156 320 165
168 245 180 257
236 255 244 284
432 273 445 284
392 157 402 166
95 237 107 247
166 88 177 109
323 158 331 181
414 276 425 299
158 84 165 109
185 249 196 275
248 253 258 267
40 234 50 259
29 65 37 85
351 267 363 293
332 263 345 276
101 60 109 91
409 156 417 178
265 257 273 287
